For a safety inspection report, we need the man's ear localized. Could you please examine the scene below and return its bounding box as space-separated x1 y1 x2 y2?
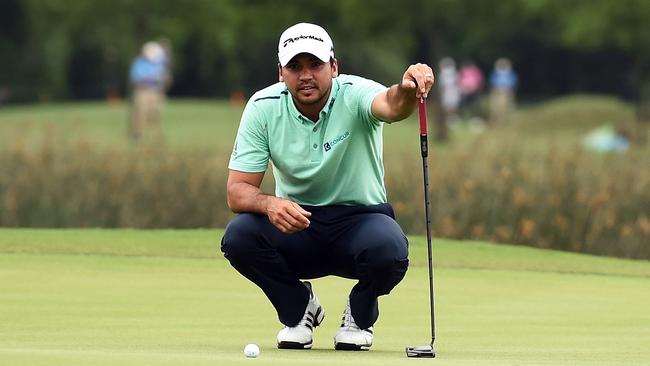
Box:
278 64 284 82
331 58 339 77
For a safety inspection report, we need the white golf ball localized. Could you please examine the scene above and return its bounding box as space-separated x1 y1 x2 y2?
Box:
244 343 260 358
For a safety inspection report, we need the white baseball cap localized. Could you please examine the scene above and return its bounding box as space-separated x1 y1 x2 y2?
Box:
278 23 334 67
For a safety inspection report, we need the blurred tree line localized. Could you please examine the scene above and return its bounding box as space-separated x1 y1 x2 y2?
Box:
0 0 649 104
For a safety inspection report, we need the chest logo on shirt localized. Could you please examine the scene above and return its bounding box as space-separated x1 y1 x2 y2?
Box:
323 131 350 152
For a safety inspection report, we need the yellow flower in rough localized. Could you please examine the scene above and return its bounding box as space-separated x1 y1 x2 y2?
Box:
554 215 569 231
513 187 528 208
637 215 650 235
472 224 484 238
620 225 633 238
463 179 475 191
442 217 456 237
500 166 512 180
393 200 406 212
495 226 511 241
591 191 610 209
605 208 617 229
520 219 536 239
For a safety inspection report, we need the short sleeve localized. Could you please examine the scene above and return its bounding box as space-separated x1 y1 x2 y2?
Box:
228 101 270 172
343 76 387 128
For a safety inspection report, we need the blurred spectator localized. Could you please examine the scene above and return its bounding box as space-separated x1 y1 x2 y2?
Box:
229 90 246 107
438 57 461 123
488 58 518 124
583 125 630 153
458 60 484 120
128 41 168 141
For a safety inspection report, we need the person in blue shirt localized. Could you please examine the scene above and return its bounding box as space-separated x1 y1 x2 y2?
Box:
488 58 518 124
128 41 169 141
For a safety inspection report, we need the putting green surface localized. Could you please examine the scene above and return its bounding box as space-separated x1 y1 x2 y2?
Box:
0 229 649 365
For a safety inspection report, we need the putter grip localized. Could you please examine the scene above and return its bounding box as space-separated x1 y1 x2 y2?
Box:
419 99 428 158
418 99 427 135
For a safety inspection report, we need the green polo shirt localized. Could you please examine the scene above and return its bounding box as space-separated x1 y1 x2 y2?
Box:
229 74 388 206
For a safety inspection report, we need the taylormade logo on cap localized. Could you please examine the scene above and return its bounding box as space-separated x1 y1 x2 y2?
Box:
283 34 324 47
278 23 334 67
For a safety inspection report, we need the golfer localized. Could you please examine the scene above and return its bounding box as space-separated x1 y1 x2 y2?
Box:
221 23 434 351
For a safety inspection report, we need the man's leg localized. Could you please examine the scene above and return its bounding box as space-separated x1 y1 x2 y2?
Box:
220 213 313 327
147 90 164 141
329 205 409 330
221 205 408 349
222 212 338 349
128 89 145 141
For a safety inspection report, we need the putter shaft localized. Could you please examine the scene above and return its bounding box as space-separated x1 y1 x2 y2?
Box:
419 98 436 347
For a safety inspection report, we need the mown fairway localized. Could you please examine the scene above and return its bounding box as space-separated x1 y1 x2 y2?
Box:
1 229 649 365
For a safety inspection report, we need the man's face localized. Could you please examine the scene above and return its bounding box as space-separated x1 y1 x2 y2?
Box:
279 53 338 108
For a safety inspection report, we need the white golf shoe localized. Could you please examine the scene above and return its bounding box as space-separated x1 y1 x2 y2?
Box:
333 300 373 351
277 282 325 349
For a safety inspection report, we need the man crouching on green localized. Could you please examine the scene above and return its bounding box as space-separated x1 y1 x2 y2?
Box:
221 22 434 351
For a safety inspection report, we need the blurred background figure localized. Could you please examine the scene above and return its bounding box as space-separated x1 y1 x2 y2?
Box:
583 124 630 153
438 57 461 124
458 60 485 122
229 90 246 107
488 57 518 124
128 41 169 142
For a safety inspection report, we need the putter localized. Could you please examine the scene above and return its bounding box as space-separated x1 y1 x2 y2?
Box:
405 97 436 358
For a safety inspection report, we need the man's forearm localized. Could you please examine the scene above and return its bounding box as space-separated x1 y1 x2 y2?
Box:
383 84 418 122
227 182 274 214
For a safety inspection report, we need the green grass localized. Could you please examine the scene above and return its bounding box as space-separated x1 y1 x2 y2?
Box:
1 96 648 257
0 100 244 150
1 95 644 159
0 98 423 154
0 95 645 164
1 229 649 365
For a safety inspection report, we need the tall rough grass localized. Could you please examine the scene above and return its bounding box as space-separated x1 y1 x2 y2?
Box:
385 136 649 259
1 96 648 259
1 134 647 259
0 139 233 228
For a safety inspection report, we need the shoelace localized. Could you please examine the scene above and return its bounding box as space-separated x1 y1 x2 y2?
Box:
340 302 358 330
340 301 373 333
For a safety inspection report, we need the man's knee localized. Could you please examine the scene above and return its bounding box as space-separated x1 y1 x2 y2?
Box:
365 238 408 269
364 253 409 296
362 216 408 268
358 224 409 295
220 213 264 263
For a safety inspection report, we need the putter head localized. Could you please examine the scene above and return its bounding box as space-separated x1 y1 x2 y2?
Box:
405 344 436 358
